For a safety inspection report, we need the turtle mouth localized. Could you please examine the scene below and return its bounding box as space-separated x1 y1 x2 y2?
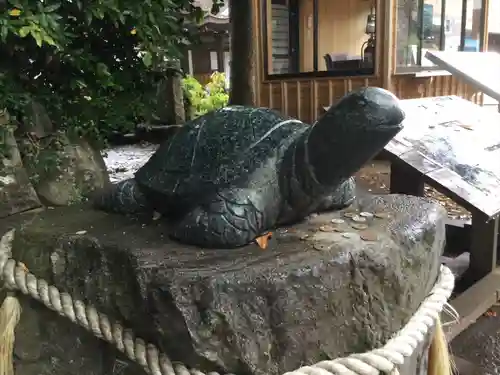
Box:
376 122 404 131
374 108 405 132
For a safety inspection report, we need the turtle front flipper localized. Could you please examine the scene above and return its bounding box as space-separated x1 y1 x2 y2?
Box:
93 178 152 215
171 188 269 248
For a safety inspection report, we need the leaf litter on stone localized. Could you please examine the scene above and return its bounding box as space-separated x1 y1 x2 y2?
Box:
360 230 378 242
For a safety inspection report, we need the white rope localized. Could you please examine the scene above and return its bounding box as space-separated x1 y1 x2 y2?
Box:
0 229 455 375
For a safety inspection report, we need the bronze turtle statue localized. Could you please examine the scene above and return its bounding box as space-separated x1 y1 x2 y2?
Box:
95 87 405 248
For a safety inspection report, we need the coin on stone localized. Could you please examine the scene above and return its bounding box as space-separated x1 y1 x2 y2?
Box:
351 215 367 223
351 223 368 230
360 230 378 242
360 212 374 219
314 243 331 251
319 224 335 232
300 234 310 240
374 212 391 219
343 212 358 218
331 218 345 224
342 232 357 239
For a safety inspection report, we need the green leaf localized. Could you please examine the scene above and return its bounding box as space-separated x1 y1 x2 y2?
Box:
18 26 30 38
31 31 43 47
44 4 61 12
96 62 110 76
40 13 48 28
43 35 56 46
7 1 23 9
84 11 92 25
142 51 152 67
0 25 8 41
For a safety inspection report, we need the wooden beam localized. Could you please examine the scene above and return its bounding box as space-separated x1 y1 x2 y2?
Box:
216 34 225 73
452 356 487 375
483 0 490 50
381 0 394 91
187 50 194 75
446 268 500 341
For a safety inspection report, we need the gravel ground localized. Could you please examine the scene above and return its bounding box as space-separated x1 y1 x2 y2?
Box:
103 143 157 183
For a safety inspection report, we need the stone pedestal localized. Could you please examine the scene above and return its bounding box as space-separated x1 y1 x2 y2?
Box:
1 193 446 375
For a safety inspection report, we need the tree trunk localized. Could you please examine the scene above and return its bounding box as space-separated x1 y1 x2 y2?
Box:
228 0 255 106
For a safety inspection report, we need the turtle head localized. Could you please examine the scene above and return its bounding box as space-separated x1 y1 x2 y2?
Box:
305 87 404 188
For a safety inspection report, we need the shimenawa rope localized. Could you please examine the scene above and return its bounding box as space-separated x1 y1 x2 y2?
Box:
0 229 455 375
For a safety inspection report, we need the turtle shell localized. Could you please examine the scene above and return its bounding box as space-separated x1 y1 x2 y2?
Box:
134 106 307 211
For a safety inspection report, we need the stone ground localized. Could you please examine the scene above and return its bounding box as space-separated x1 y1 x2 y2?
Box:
100 146 498 375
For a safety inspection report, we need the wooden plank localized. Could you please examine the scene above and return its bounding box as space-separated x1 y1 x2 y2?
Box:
425 51 500 102
452 356 487 375
385 96 500 218
389 159 425 196
446 268 500 341
296 81 302 119
413 70 452 78
468 212 498 281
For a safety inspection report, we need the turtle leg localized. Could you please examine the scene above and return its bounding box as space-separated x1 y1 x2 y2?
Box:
315 177 356 212
171 189 268 248
93 178 152 215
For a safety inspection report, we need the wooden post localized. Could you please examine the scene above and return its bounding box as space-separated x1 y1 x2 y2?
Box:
228 0 255 105
381 0 394 92
216 33 225 73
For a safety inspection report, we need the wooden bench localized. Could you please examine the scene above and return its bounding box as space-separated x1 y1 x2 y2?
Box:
384 95 500 340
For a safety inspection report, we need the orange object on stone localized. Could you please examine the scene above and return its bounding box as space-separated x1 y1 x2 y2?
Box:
255 232 273 249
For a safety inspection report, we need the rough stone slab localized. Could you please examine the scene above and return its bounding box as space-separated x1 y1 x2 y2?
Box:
1 194 446 375
0 127 41 218
18 135 110 206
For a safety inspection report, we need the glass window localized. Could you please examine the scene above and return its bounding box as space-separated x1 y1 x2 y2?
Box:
210 51 219 70
263 0 377 78
487 0 500 53
396 0 486 71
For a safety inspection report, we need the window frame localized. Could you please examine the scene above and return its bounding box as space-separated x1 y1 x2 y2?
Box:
395 0 488 74
260 0 377 81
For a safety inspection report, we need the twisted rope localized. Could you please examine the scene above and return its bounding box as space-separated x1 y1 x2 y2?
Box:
0 229 455 375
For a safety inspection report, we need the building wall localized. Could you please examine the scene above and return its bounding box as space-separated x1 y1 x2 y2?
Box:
252 0 482 123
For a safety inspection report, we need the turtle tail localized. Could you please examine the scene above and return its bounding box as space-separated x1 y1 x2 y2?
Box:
93 178 151 215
